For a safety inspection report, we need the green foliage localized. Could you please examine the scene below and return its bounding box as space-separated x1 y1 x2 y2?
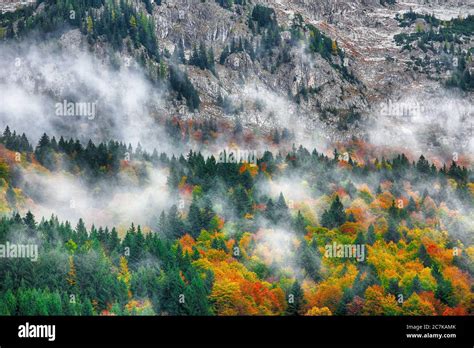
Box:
169 66 200 110
219 36 256 64
321 195 347 229
215 0 245 10
297 239 321 282
0 210 214 315
247 4 281 57
189 41 216 73
367 224 376 245
187 195 215 238
384 218 401 243
0 126 32 153
285 280 305 315
394 12 474 90
435 277 458 307
251 5 277 29
293 210 307 235
307 24 336 60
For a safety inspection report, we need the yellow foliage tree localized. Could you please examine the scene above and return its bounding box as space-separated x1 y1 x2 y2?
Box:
118 256 132 298
331 40 338 55
129 15 137 30
210 279 256 315
305 306 332 316
402 293 436 315
86 16 93 34
363 285 400 315
66 255 77 288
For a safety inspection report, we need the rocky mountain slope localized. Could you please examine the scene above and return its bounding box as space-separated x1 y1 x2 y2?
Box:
0 0 473 148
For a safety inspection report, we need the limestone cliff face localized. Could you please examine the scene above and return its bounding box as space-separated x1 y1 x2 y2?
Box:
137 0 370 137
138 0 472 133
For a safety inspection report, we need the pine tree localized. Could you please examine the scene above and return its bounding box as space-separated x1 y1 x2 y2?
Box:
354 231 366 245
293 211 306 235
387 278 400 296
207 46 215 73
416 155 430 174
158 211 167 232
23 211 36 230
321 195 346 229
407 196 417 212
411 275 422 294
274 192 290 223
166 205 185 239
219 45 230 64
334 288 354 315
82 298 94 316
264 198 275 222
190 45 199 66
75 218 88 245
285 280 305 315
2 125 11 142
177 40 186 64
418 244 432 267
376 185 382 195
388 200 399 220
233 185 252 217
35 133 55 170
0 289 16 315
297 241 321 282
188 197 204 238
435 277 457 307
384 218 400 243
367 224 376 245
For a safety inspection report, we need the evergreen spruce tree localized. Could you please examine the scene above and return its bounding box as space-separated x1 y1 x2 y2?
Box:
367 224 376 245
321 195 346 229
384 218 400 243
293 210 306 235
418 243 432 267
274 192 290 223
285 280 305 315
23 211 36 230
411 275 422 294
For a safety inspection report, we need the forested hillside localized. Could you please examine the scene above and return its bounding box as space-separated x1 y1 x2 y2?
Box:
0 128 472 315
0 0 472 318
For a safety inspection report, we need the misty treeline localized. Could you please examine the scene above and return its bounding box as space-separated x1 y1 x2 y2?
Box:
1 125 471 203
0 126 472 315
0 123 293 183
0 212 213 315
